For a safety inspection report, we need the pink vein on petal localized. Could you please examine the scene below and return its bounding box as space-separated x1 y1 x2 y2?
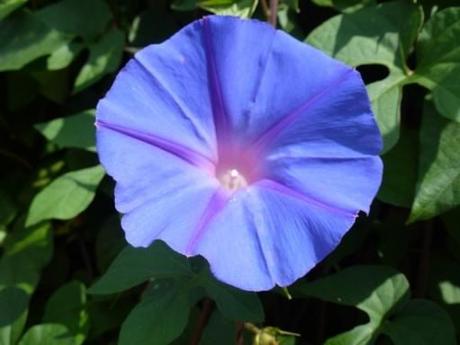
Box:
256 179 357 218
185 188 230 256
96 120 215 173
251 69 355 151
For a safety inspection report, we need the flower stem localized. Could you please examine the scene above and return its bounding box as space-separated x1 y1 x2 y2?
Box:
189 299 214 345
269 0 279 27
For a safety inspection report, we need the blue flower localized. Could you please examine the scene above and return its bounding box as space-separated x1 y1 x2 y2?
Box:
96 16 383 291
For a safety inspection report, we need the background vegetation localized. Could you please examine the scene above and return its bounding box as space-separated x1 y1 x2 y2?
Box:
1 0 460 344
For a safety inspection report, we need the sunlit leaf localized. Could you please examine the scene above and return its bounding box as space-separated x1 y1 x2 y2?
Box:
0 11 70 72
74 28 125 93
35 110 96 151
26 166 105 226
409 101 460 222
0 0 27 20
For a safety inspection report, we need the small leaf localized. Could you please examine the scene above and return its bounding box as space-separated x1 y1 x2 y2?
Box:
118 281 193 345
35 110 96 151
74 28 125 93
414 7 460 122
89 241 192 295
0 11 70 72
409 101 460 222
26 166 105 227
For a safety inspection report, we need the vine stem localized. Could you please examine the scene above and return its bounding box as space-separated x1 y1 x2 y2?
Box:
415 221 433 298
189 299 214 345
269 0 279 27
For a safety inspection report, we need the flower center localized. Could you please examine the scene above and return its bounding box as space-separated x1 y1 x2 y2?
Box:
218 168 248 192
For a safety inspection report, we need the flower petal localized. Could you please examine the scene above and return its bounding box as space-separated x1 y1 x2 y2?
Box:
201 17 363 144
255 69 382 157
265 155 383 214
96 19 217 162
194 182 357 291
97 127 218 247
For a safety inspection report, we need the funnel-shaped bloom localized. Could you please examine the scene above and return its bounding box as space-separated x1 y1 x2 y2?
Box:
96 16 382 291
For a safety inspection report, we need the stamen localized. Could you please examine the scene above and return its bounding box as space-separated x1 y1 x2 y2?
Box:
219 169 248 192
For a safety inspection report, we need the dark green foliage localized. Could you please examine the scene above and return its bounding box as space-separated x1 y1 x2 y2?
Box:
1 1 459 345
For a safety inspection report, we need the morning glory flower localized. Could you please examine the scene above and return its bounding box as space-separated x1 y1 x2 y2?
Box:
96 16 382 291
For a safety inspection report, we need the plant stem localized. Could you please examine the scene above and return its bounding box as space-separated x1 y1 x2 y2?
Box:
189 299 214 345
269 0 279 27
415 221 433 298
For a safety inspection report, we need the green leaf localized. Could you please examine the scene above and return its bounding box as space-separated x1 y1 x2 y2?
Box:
414 7 460 122
295 266 409 345
35 110 96 151
26 165 105 227
382 300 456 345
0 222 52 345
204 278 264 322
74 28 125 93
312 0 375 13
307 2 423 152
95 216 126 272
118 280 193 345
89 241 192 295
0 287 28 327
0 11 70 72
1 221 53 292
0 189 16 233
378 128 418 207
198 0 259 18
18 324 77 345
0 0 27 20
171 0 197 11
409 101 460 222
199 311 234 345
36 0 111 40
43 281 88 345
46 41 84 70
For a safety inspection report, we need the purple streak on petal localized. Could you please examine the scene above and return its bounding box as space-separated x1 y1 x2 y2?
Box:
131 58 212 148
251 69 354 151
96 120 215 173
185 188 230 256
202 17 230 143
256 179 357 218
